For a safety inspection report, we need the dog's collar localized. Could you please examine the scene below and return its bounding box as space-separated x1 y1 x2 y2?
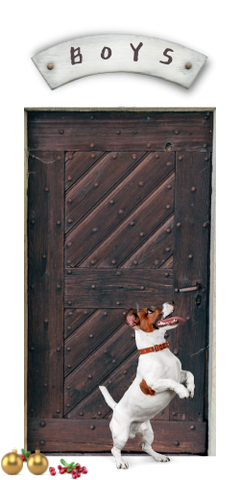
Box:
138 341 170 355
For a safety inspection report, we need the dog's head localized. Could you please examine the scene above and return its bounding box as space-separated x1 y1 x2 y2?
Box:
124 302 184 333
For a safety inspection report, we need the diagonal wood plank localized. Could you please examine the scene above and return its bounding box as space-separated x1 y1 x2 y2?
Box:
65 151 104 191
64 309 125 377
80 174 174 268
160 255 174 269
65 152 175 267
64 308 95 339
65 151 145 233
122 216 174 268
64 323 136 415
66 351 138 419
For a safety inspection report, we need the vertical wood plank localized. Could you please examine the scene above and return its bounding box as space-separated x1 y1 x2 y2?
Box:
171 151 211 422
28 152 64 419
24 110 28 450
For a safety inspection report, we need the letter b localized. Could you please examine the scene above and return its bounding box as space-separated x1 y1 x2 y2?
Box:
70 47 83 65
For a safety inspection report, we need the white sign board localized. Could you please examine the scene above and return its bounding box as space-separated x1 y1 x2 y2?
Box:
32 34 207 89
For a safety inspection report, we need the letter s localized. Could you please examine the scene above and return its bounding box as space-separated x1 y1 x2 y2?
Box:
160 48 174 65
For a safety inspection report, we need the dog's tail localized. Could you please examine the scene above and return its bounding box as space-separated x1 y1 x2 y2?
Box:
99 385 117 410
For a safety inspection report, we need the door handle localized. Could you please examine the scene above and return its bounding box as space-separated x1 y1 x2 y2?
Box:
178 283 201 293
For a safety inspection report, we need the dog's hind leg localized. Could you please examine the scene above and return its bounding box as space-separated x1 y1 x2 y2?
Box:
138 421 170 463
110 417 130 469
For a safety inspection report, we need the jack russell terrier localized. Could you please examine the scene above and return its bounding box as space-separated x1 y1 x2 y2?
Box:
99 301 195 469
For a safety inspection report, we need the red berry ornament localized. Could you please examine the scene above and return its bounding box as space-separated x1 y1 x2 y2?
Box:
20 454 26 462
82 463 91 475
49 466 56 475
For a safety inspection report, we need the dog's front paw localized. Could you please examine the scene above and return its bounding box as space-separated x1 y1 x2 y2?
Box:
186 373 195 398
176 384 190 399
187 382 195 398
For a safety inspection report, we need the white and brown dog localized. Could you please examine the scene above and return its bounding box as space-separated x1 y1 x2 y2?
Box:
99 302 195 469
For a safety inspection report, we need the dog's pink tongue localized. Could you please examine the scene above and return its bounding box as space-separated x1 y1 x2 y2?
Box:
163 316 186 323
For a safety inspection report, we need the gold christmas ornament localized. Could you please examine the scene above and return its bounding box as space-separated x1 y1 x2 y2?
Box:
27 450 48 475
1 449 23 475
10 445 20 453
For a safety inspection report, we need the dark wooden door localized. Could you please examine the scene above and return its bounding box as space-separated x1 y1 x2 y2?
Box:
27 110 213 455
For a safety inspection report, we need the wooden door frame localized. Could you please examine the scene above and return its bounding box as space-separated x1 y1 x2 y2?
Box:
24 107 216 455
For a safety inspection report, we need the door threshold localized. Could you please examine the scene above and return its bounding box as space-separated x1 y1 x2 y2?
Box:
44 451 205 460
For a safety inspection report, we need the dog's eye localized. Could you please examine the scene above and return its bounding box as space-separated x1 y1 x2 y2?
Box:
147 309 154 314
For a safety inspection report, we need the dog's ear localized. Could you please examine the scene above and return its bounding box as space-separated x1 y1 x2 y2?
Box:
124 308 139 328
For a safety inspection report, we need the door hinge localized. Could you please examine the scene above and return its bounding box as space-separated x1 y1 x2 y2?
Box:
178 283 201 293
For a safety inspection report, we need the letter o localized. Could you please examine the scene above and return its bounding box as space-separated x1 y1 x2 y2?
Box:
101 46 112 60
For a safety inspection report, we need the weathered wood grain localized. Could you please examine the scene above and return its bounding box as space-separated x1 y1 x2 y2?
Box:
122 216 174 268
28 152 64 418
66 350 138 419
32 35 207 89
65 151 144 233
28 418 207 454
65 159 175 267
64 309 124 377
64 308 96 339
170 151 211 422
64 323 136 414
28 111 213 152
65 151 103 191
27 111 212 455
64 268 173 309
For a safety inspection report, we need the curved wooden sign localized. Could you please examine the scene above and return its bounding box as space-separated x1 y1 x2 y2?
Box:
32 35 207 89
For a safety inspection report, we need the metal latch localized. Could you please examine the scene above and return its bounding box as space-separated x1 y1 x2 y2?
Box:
179 283 201 293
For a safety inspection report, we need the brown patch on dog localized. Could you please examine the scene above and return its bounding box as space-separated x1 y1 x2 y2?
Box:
140 379 156 396
124 304 175 333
